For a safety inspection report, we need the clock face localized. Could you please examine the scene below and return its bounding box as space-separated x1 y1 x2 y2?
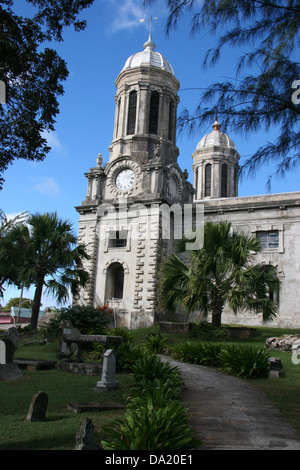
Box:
115 169 135 191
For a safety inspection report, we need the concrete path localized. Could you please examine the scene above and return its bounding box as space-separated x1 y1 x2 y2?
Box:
161 356 300 450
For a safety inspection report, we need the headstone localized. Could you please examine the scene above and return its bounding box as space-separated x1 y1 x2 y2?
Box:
0 340 6 364
6 327 19 350
0 328 21 381
96 349 119 389
268 357 284 378
75 417 101 450
27 391 48 422
0 326 19 363
57 320 81 360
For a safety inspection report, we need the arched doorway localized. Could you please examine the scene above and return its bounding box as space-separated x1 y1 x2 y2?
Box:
105 262 125 300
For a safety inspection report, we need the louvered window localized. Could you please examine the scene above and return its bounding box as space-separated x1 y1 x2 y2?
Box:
149 91 159 134
127 91 137 135
221 163 228 197
205 164 212 197
257 231 279 249
168 100 175 141
108 230 127 248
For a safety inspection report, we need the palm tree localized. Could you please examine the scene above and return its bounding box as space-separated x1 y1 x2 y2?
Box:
0 211 28 297
159 221 279 327
0 212 89 329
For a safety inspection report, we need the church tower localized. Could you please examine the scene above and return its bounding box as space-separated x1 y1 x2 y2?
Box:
192 118 240 200
75 35 194 329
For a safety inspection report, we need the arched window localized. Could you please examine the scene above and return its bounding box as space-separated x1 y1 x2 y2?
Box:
105 263 124 300
127 91 137 135
148 91 160 134
221 163 228 197
116 97 121 138
205 163 212 197
168 100 175 141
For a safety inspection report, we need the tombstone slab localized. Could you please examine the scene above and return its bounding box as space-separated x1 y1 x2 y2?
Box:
27 391 48 422
75 417 101 450
96 349 119 389
67 401 125 413
0 364 22 381
0 338 21 381
0 340 6 364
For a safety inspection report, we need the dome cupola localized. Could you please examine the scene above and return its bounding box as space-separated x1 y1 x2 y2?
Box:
192 118 240 200
196 118 236 150
122 34 174 75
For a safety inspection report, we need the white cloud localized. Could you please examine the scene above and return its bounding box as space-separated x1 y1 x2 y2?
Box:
41 130 64 153
31 177 60 196
106 0 167 33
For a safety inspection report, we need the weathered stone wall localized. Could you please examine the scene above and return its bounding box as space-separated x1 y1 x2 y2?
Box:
196 192 300 328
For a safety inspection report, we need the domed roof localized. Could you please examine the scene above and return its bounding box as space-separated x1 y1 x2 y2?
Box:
196 118 236 150
122 35 174 75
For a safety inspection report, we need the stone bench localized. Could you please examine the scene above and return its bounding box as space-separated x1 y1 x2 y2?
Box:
57 321 123 363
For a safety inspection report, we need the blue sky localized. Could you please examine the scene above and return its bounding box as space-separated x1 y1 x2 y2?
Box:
1 0 299 308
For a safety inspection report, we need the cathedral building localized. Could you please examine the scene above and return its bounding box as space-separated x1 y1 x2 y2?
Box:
75 35 300 329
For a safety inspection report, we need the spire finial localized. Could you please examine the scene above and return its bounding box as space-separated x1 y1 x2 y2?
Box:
212 115 221 131
140 15 157 43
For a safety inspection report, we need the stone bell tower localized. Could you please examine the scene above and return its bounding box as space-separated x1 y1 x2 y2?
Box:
192 118 240 200
75 34 194 329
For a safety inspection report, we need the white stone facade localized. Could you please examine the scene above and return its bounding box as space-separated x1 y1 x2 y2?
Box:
75 36 300 329
195 193 300 328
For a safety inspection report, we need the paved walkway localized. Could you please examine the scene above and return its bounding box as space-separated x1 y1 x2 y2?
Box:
161 356 300 450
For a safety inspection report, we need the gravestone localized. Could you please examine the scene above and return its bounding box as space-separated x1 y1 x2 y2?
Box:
268 357 284 378
96 349 119 389
6 327 19 350
27 391 48 422
75 417 101 450
0 327 22 381
57 320 81 360
0 340 6 364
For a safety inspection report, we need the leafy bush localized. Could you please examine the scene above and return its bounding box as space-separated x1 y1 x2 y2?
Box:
106 327 134 344
219 345 270 379
172 342 270 378
101 398 198 450
44 305 110 337
143 334 168 354
116 342 144 371
130 354 183 398
172 341 223 367
189 321 230 341
101 354 199 450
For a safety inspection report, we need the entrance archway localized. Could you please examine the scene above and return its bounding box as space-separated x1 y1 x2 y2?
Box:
105 262 125 300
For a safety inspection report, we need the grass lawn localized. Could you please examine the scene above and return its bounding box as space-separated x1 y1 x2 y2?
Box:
1 323 300 449
0 329 131 450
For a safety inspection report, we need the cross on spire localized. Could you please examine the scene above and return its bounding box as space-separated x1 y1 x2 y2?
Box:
140 15 157 39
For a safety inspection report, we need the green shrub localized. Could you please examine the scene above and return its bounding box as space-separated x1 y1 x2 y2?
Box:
44 305 110 337
143 334 168 354
130 354 183 394
128 379 181 409
219 345 270 379
172 341 223 367
106 327 134 344
117 342 144 370
101 354 199 450
101 398 198 450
